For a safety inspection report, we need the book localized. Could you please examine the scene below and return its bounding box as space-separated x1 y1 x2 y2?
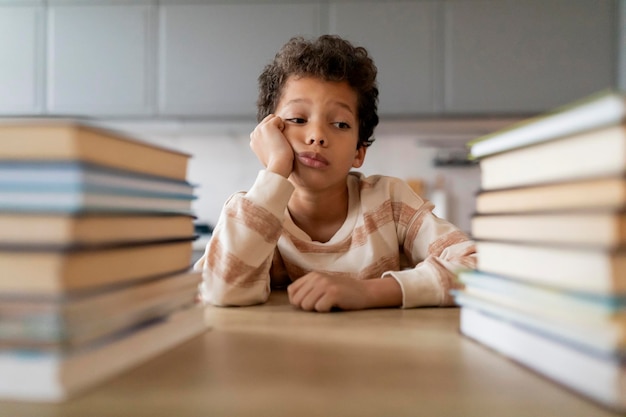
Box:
459 270 626 318
460 307 626 412
0 304 207 402
471 211 626 247
475 240 626 294
475 177 626 214
460 91 626 413
0 239 194 295
478 124 626 190
0 189 195 214
0 161 195 197
0 213 195 246
455 271 626 354
468 90 626 159
0 271 201 349
0 118 190 181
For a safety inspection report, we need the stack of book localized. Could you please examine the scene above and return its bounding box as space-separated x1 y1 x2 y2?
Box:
452 90 626 411
0 119 207 402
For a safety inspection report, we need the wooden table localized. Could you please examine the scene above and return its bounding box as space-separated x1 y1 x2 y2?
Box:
1 291 621 417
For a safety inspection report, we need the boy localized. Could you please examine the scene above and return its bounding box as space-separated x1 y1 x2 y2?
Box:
194 35 475 312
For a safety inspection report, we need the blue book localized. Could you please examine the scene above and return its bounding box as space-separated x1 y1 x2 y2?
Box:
0 162 196 214
454 270 626 357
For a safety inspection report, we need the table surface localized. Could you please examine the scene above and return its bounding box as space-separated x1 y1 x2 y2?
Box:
1 291 621 417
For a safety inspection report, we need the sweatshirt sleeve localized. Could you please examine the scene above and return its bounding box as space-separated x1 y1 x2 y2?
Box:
381 194 476 309
193 170 294 306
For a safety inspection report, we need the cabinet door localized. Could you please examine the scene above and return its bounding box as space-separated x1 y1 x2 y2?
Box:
158 3 321 118
328 1 438 116
444 0 616 113
47 3 155 116
0 4 44 114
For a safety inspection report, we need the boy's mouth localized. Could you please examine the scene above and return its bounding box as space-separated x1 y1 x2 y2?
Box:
296 152 329 168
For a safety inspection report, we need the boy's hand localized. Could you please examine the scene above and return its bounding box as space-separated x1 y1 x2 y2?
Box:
287 273 404 312
250 114 294 178
287 273 371 312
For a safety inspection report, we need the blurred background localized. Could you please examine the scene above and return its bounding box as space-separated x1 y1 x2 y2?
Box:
1 0 623 238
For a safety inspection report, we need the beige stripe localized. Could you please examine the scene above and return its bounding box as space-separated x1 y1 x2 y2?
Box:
207 237 268 287
286 200 396 254
403 201 435 255
365 200 395 231
428 230 470 258
225 198 282 243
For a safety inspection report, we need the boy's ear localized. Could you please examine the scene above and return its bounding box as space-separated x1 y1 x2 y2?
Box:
352 146 367 168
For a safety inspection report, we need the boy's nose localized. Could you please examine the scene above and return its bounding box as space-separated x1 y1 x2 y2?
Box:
306 122 327 146
307 137 325 146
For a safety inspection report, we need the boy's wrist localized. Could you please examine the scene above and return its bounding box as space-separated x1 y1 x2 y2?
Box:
363 277 403 309
266 160 292 178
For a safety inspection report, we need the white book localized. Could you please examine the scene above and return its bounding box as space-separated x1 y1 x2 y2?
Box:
0 305 207 402
477 124 626 190
468 91 626 159
460 307 626 412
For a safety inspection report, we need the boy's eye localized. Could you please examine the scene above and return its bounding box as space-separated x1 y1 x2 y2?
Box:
334 122 351 129
286 118 306 124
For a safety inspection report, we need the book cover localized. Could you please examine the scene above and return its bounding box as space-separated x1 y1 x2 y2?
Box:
0 213 195 246
459 270 626 313
475 176 626 214
0 189 195 214
468 90 626 159
478 124 626 190
475 240 626 294
460 307 626 412
0 239 194 295
0 161 196 198
455 291 625 356
0 304 208 402
455 272 626 354
471 210 626 247
0 119 190 181
0 271 201 349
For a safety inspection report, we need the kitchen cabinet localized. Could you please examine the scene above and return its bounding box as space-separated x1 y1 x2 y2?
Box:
328 1 439 116
0 0 620 119
0 3 44 114
443 0 616 113
46 2 155 116
158 2 321 117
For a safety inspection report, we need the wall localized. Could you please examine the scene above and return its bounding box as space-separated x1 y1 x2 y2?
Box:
138 130 480 234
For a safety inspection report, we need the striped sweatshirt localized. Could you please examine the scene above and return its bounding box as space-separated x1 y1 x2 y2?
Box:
194 170 476 309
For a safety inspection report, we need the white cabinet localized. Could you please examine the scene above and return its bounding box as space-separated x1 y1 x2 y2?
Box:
443 0 616 113
158 3 321 117
0 3 44 114
328 1 439 116
46 2 155 116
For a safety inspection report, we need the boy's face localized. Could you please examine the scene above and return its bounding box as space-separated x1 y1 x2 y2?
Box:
275 76 366 191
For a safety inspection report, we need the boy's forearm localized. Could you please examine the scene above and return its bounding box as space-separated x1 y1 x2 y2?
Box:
364 277 403 309
200 170 294 306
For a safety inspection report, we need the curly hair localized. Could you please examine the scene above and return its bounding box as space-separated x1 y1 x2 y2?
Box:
256 35 379 148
